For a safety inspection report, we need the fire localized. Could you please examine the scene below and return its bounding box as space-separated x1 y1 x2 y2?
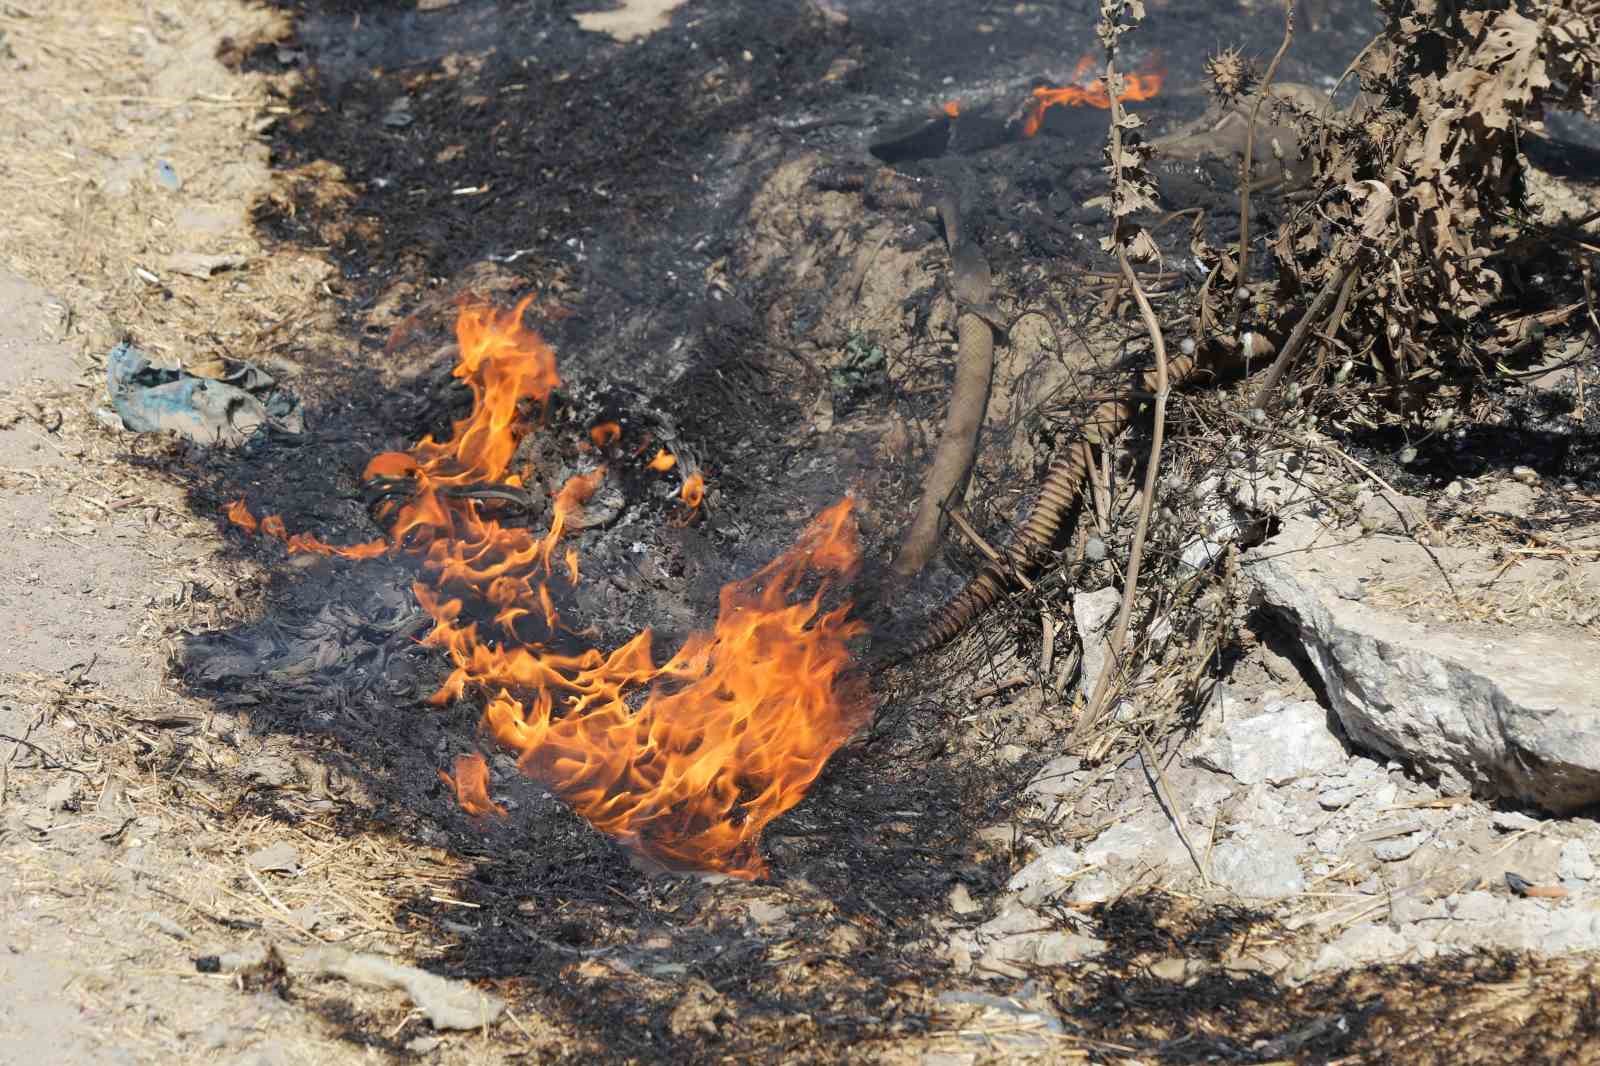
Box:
439 753 506 818
647 448 677 472
589 421 620 448
1022 53 1165 137
227 294 868 878
681 471 706 509
942 99 961 118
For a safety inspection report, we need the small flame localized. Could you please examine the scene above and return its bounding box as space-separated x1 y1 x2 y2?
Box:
438 753 507 818
229 294 866 878
1022 53 1165 137
942 99 961 118
681 471 706 509
589 421 621 448
647 448 677 472
226 498 257 532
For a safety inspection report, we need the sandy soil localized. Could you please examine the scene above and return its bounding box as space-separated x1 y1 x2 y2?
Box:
0 3 437 1063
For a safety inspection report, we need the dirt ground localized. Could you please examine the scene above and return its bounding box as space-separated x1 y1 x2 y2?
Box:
3 1 1600 1065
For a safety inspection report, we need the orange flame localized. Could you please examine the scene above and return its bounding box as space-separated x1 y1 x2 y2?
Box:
589 421 621 448
942 99 961 118
681 471 706 509
1022 54 1165 137
228 294 868 878
438 753 507 818
647 448 677 472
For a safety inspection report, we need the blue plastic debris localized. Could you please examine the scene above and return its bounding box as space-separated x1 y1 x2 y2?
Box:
155 159 181 190
106 342 303 446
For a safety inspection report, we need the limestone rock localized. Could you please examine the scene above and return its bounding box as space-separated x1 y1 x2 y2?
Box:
1248 516 1600 813
1191 698 1348 785
1209 829 1306 899
1073 587 1120 698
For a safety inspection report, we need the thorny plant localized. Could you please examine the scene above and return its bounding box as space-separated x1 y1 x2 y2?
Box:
925 0 1600 770
1245 0 1600 415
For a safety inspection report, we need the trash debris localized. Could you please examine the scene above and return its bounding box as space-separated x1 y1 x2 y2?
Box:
198 941 504 1029
300 948 506 1029
155 159 181 190
106 341 303 446
1505 871 1568 900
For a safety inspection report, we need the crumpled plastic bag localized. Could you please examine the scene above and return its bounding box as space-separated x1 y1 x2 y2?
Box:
106 342 303 446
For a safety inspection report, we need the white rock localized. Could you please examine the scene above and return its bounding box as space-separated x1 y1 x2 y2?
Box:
1449 891 1505 923
1491 811 1541 832
1031 931 1106 966
1026 755 1084 800
1209 830 1306 899
948 883 981 915
1006 847 1084 906
1314 923 1408 970
1559 840 1595 881
1372 831 1426 863
1192 699 1348 785
1070 870 1120 904
1082 811 1194 874
1317 784 1363 810
1073 588 1121 699
1248 515 1600 813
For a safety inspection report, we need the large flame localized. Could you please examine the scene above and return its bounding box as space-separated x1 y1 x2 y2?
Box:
228 295 867 878
1022 53 1165 137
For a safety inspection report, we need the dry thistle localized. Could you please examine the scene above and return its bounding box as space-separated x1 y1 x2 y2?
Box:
1204 47 1254 103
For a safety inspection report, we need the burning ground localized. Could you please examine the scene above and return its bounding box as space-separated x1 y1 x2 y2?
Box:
2 0 1600 1063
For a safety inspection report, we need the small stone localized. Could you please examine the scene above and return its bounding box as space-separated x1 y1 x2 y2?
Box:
948 883 981 915
746 900 789 926
1318 784 1363 810
1026 755 1083 800
1390 895 1447 925
1559 840 1595 881
1209 830 1306 899
1449 891 1505 923
1030 930 1105 966
1373 831 1426 863
1444 480 1464 498
1511 465 1539 485
1491 811 1541 832
1315 923 1407 970
1073 588 1121 699
1192 699 1347 786
1006 846 1083 906
1070 870 1119 904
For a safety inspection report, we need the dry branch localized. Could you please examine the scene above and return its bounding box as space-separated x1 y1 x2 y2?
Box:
894 208 999 576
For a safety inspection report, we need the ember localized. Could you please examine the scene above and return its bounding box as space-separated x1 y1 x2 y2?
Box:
229 296 868 878
1022 53 1165 136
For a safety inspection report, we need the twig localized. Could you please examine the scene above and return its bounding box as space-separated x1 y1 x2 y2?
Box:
1139 739 1209 885
972 675 1030 699
1579 258 1597 418
1072 39 1174 743
1234 0 1296 308
947 508 1034 591
1250 261 1357 410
